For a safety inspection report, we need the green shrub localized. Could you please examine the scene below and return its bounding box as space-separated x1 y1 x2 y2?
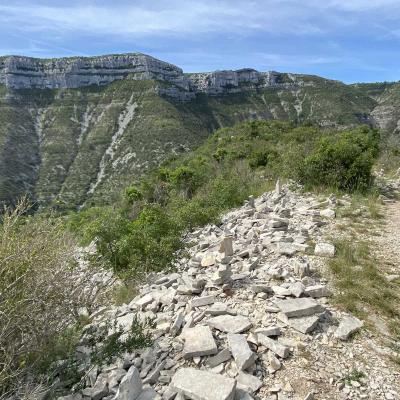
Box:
249 150 269 169
125 185 143 204
170 166 198 196
70 205 182 277
298 128 379 191
88 315 154 366
213 147 228 162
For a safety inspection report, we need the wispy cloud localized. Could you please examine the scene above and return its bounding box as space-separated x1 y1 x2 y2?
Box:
0 1 339 37
255 53 347 68
0 0 397 38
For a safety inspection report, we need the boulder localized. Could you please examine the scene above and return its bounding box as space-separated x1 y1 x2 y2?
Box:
191 295 215 308
255 326 281 337
320 209 335 218
289 282 305 298
267 352 281 372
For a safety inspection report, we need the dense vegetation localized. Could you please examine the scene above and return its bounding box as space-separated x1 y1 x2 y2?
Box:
69 121 380 279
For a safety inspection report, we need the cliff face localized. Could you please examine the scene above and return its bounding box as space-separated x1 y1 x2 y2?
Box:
0 53 189 90
0 52 398 209
0 53 305 96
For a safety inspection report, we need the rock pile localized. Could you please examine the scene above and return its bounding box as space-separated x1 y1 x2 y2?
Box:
58 184 396 400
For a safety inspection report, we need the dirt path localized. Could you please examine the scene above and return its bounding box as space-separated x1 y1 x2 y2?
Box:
374 201 400 277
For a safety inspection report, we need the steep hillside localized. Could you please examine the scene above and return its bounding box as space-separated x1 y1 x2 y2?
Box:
0 53 398 208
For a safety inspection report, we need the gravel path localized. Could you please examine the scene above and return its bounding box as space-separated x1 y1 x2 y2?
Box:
374 201 400 276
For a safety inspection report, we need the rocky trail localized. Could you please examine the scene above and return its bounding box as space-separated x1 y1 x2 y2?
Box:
58 183 400 400
375 199 400 280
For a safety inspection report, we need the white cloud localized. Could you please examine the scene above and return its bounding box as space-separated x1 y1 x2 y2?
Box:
0 1 342 37
1 0 399 40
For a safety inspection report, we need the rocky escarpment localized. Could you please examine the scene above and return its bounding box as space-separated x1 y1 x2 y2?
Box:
53 185 400 400
0 53 305 96
0 53 189 90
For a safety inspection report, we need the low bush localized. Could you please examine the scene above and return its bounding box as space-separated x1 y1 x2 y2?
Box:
0 201 99 396
298 127 379 191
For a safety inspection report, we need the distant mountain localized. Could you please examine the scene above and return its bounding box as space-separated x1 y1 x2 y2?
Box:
0 53 398 208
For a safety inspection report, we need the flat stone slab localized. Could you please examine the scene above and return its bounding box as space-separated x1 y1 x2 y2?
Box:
236 372 263 394
335 316 363 340
304 285 330 298
206 348 232 368
278 313 319 334
255 326 281 337
191 295 215 308
170 368 236 400
205 302 236 316
257 333 290 358
314 242 335 257
275 297 324 318
181 325 218 358
227 333 256 371
207 315 252 333
135 294 153 309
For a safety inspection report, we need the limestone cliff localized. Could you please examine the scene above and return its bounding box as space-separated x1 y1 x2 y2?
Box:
0 53 189 90
0 53 305 96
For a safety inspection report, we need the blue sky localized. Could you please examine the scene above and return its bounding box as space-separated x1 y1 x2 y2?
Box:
1 0 400 83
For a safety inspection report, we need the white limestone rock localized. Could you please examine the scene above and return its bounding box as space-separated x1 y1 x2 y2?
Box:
304 285 331 298
181 325 218 358
335 316 363 340
170 368 236 400
236 372 263 393
227 333 256 371
206 348 232 368
207 315 252 333
314 243 335 257
114 366 142 400
275 297 324 318
257 333 290 358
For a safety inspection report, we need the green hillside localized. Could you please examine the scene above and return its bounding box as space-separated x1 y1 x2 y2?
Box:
0 69 398 209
